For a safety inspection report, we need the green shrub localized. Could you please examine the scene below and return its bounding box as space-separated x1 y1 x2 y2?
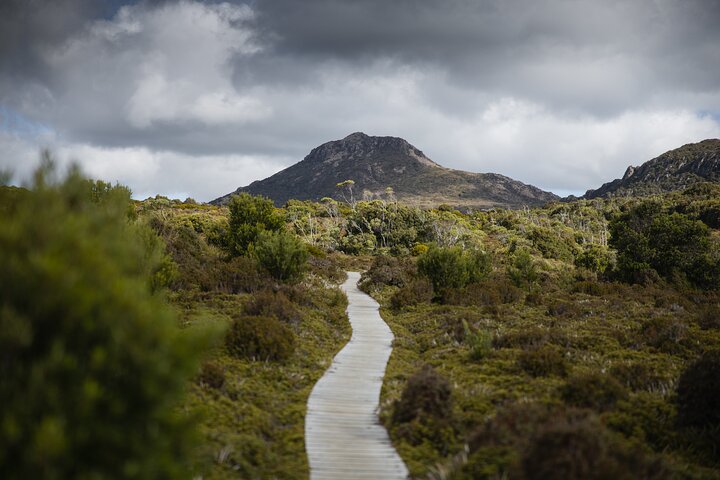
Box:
609 362 671 392
225 315 295 361
529 226 577 262
609 201 720 289
361 255 413 291
243 290 301 324
517 346 568 377
676 350 720 428
226 193 284 256
493 327 569 350
572 280 607 296
197 361 226 390
418 245 491 301
507 248 539 289
575 244 612 274
546 301 580 317
390 278 434 310
468 330 494 361
215 256 272 293
0 165 202 478
252 230 309 282
392 365 453 424
561 372 627 411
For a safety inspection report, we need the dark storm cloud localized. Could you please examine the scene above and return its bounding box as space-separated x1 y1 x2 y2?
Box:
1 0 719 200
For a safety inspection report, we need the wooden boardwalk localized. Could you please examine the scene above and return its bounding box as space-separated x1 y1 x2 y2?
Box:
305 272 408 480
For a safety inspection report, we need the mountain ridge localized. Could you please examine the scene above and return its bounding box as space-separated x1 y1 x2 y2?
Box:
212 132 558 209
583 139 720 199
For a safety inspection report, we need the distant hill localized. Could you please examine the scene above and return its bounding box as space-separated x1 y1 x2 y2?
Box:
584 139 720 199
212 132 558 209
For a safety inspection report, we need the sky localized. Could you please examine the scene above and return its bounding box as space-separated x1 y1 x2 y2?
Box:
1 0 719 201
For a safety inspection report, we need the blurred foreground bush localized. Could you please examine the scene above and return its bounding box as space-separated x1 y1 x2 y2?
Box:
0 162 203 478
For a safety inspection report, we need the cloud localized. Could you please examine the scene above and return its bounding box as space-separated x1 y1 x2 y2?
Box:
1 0 719 201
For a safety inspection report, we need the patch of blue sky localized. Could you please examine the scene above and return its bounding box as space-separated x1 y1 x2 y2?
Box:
0 106 53 139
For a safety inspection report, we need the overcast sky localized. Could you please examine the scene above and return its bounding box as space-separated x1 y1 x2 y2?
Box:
1 0 719 200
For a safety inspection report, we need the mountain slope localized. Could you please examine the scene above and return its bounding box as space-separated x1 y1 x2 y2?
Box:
212 132 558 209
584 139 720 199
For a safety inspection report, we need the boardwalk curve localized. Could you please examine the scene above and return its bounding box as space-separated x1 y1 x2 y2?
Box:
305 271 408 480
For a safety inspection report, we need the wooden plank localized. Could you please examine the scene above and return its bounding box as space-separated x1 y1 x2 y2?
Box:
305 272 408 480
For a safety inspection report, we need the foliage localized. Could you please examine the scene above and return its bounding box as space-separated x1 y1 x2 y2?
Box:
390 278 434 310
243 289 301 324
226 193 284 256
507 247 539 289
609 200 720 289
575 244 612 274
225 315 295 362
197 361 226 390
517 346 568 377
392 365 453 424
417 245 492 301
0 165 202 479
252 230 309 282
560 372 628 412
676 350 720 428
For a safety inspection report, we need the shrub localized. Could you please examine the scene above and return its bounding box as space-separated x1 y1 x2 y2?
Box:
243 290 301 324
197 361 226 389
519 410 667 480
225 315 295 361
529 226 577 262
0 165 202 478
546 301 580 317
697 304 720 330
517 346 567 377
507 248 539 289
252 230 309 282
361 255 413 291
639 317 688 354
468 330 494 361
572 280 607 296
609 201 719 289
609 362 670 392
561 372 627 411
418 245 492 301
214 256 271 293
390 278 434 310
676 350 720 428
392 365 453 424
226 192 285 256
493 327 569 350
574 244 612 274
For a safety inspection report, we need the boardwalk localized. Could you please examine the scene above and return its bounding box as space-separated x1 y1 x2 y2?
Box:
305 272 408 480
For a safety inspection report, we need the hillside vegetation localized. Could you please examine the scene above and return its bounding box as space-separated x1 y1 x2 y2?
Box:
2 160 719 479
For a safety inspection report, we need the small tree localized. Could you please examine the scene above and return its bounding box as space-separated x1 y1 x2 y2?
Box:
227 193 284 256
253 230 309 282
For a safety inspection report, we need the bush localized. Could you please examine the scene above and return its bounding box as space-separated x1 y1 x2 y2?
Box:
609 362 670 392
697 304 720 330
575 244 612 274
225 315 295 362
546 301 580 317
468 330 494 361
609 201 719 289
361 255 413 291
390 278 434 310
520 411 667 480
252 230 309 282
518 346 567 377
418 245 492 301
214 256 271 293
197 361 226 389
507 248 539 289
226 193 284 256
392 365 453 424
0 165 202 478
676 350 720 428
243 290 301 325
561 372 627 411
639 317 688 354
493 327 569 350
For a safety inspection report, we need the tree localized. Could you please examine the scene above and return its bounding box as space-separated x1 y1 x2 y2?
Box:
226 193 284 256
253 230 309 282
0 164 202 478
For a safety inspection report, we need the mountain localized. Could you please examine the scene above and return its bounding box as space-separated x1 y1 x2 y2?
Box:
212 132 558 209
584 139 720 199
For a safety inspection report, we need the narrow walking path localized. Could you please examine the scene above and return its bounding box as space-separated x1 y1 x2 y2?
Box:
305 272 408 480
